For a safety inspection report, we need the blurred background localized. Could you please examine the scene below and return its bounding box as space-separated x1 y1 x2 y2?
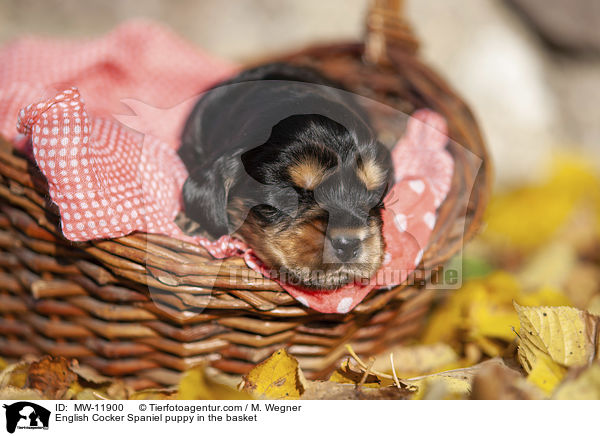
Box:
0 0 598 187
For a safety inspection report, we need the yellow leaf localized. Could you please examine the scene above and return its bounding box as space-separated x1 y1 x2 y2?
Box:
62 381 85 400
178 365 251 400
241 349 305 399
525 351 567 395
518 286 571 308
420 302 461 345
472 336 505 357
484 186 572 251
421 278 492 345
514 303 600 394
484 271 523 302
0 362 30 389
483 155 600 252
469 302 519 342
411 375 471 400
411 358 522 400
553 365 600 400
329 360 381 388
422 271 570 358
515 303 597 368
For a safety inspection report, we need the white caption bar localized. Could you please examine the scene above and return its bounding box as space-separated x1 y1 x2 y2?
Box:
0 400 594 436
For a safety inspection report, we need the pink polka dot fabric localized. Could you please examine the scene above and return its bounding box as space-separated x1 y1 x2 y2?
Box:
16 88 190 242
0 20 454 314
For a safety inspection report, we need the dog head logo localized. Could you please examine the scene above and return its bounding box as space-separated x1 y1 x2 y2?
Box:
3 402 50 433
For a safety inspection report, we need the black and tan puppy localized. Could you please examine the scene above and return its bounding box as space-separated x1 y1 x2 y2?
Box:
179 63 393 289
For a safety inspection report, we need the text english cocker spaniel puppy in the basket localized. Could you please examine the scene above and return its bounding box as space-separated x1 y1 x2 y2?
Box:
178 63 394 291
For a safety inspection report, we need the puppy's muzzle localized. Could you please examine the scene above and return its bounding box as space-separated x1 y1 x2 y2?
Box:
330 236 361 262
323 224 370 264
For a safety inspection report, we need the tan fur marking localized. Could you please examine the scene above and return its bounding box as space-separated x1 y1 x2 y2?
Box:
357 158 386 190
288 158 327 190
327 227 368 241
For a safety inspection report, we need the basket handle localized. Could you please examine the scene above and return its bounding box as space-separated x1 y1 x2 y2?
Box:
364 0 419 66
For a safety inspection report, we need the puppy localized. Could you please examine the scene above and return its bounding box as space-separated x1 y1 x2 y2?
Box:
179 63 393 289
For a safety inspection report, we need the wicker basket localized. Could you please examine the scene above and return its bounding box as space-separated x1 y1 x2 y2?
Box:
0 0 490 389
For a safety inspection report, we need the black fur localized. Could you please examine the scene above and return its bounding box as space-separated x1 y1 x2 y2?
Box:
178 62 393 239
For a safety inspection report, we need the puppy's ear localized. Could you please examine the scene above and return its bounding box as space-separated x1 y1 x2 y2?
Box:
182 156 241 238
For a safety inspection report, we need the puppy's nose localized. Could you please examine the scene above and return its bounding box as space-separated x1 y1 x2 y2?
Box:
331 237 361 262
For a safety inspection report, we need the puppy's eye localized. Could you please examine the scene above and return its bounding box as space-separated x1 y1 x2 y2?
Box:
252 205 282 220
369 182 389 210
367 201 384 218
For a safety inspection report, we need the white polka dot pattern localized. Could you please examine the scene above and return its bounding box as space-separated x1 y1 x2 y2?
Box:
17 87 190 242
392 109 454 207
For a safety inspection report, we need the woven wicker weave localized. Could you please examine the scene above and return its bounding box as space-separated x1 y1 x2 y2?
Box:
0 0 490 389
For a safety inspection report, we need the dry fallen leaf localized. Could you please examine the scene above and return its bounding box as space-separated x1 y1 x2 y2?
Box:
422 272 570 359
179 365 251 400
302 381 411 400
371 343 460 378
0 386 45 401
26 356 77 399
411 375 471 400
329 359 381 388
0 361 30 390
409 358 516 400
515 303 599 368
553 364 600 400
524 351 567 394
0 357 125 400
241 349 306 399
69 362 113 385
470 359 543 399
515 303 600 393
64 361 132 400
